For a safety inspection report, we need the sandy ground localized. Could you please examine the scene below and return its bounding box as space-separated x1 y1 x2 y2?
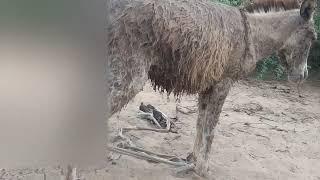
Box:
1 79 320 180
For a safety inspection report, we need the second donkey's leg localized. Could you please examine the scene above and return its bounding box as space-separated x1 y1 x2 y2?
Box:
191 78 233 177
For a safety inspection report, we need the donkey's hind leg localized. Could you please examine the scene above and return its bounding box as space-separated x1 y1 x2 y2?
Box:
191 78 233 177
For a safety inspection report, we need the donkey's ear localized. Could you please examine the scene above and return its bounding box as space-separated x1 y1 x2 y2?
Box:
300 0 317 21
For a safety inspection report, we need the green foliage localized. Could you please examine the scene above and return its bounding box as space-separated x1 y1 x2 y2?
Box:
215 0 242 6
255 55 286 80
308 9 320 76
315 10 320 37
308 40 320 72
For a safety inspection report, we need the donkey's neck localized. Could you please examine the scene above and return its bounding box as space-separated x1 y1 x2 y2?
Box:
247 10 304 61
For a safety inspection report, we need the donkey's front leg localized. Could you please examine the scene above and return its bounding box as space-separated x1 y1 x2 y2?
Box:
191 78 233 177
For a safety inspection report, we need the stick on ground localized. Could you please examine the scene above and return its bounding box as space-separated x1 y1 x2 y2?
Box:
109 146 189 167
123 145 180 159
121 127 169 133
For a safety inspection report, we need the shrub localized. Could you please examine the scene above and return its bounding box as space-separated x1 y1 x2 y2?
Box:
255 55 286 80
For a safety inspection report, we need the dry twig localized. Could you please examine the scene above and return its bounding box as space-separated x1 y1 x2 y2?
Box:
121 127 170 133
123 145 179 159
109 146 189 167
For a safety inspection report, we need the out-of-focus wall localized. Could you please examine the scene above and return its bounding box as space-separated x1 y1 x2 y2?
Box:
0 0 109 168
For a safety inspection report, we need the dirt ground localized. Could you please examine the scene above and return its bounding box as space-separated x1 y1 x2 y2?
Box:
1 79 320 180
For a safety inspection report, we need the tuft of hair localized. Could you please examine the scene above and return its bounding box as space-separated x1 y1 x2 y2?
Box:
244 0 300 13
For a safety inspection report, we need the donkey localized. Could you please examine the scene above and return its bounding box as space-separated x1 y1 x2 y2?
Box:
107 0 317 176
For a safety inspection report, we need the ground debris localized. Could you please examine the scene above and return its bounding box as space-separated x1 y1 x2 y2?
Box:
176 104 197 115
138 102 178 133
233 102 263 115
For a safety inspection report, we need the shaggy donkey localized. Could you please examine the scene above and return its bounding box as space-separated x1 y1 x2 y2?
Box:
107 0 316 176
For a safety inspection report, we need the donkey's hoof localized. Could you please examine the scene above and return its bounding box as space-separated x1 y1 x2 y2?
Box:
194 161 210 178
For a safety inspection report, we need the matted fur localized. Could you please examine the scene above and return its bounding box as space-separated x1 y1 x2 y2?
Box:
244 0 300 13
108 0 246 98
108 0 315 114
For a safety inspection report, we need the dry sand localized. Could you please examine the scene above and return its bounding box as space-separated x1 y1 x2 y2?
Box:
1 79 320 180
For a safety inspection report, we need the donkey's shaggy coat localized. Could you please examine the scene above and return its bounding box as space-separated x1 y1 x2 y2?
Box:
108 0 248 114
107 0 316 176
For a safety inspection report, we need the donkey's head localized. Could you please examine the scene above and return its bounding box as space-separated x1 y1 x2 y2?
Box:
278 0 317 83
